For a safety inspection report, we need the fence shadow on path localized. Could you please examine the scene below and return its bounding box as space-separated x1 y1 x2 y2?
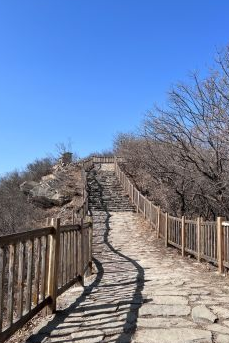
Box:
26 172 145 342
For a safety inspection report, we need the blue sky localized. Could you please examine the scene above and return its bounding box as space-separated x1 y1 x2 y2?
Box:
0 0 229 175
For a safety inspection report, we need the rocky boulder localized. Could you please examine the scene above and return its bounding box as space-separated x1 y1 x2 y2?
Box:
20 181 39 194
29 184 71 207
20 164 82 208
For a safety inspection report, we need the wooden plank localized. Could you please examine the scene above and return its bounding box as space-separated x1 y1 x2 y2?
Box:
217 217 224 274
73 230 76 278
88 218 93 275
143 198 146 219
81 223 85 280
34 238 41 306
17 242 25 319
185 247 198 257
197 217 201 262
63 232 67 285
137 191 140 213
215 225 217 260
7 244 16 326
0 227 53 247
201 254 217 264
59 233 63 288
47 218 61 313
0 247 6 332
76 230 80 277
84 228 87 276
181 216 185 257
25 240 33 313
167 240 182 249
66 232 70 282
40 236 46 301
165 213 168 247
157 206 160 239
79 222 84 286
70 231 74 280
60 224 81 233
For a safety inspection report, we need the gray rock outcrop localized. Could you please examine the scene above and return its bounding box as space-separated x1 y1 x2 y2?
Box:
20 164 81 208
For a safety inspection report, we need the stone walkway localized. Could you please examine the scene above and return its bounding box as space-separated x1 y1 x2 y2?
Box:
26 208 229 343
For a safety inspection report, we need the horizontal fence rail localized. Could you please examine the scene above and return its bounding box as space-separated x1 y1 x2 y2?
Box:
0 218 92 342
0 159 94 343
114 157 228 274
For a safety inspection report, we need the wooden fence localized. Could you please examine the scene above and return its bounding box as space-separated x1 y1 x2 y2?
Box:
114 158 229 274
79 156 124 166
0 160 94 343
0 217 92 342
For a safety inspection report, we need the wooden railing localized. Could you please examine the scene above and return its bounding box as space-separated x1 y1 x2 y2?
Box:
114 158 229 274
79 155 124 166
92 156 115 163
0 217 92 342
0 160 94 343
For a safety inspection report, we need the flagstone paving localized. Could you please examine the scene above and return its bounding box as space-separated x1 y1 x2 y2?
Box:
26 163 229 343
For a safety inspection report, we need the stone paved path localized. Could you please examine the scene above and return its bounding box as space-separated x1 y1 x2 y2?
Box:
26 164 229 343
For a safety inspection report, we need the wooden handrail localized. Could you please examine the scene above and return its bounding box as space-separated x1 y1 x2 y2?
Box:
0 160 94 343
114 157 228 274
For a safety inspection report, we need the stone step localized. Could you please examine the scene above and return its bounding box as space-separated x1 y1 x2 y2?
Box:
87 167 135 215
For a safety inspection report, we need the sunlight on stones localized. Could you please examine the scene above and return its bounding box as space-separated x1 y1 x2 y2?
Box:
25 163 229 343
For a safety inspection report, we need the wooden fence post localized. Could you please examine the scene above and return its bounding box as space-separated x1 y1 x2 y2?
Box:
47 218 60 314
46 218 51 226
77 226 82 284
88 217 93 275
150 202 153 228
165 213 168 247
79 217 85 286
157 206 160 238
197 217 201 262
143 198 146 219
217 217 224 274
181 216 186 257
137 191 140 213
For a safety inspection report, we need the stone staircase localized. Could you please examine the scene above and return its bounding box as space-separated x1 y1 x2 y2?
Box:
87 163 135 212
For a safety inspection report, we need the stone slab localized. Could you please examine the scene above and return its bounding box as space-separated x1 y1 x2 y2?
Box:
71 329 104 343
137 317 197 328
133 328 212 343
192 305 217 323
152 296 188 305
211 306 229 319
139 304 191 317
215 334 229 343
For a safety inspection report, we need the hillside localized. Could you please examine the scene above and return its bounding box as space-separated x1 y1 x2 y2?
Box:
0 155 84 235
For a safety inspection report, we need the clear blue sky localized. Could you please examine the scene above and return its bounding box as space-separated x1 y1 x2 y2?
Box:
0 1 229 175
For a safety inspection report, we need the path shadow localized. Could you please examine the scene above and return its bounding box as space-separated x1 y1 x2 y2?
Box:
86 166 145 342
26 257 104 343
26 165 145 343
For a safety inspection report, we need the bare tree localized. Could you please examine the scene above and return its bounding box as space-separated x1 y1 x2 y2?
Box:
115 46 229 219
